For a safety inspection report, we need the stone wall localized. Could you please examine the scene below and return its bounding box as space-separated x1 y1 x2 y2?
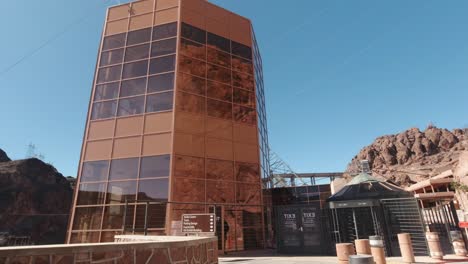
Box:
0 236 218 264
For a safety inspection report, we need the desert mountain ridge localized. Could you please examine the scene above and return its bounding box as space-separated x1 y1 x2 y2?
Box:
0 148 73 245
345 126 467 187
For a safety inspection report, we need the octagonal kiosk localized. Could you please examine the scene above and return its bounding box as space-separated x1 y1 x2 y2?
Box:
326 173 428 256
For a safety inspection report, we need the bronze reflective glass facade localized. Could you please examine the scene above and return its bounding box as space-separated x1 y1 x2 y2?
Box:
68 0 270 251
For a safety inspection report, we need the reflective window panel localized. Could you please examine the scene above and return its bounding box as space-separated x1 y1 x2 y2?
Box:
97 65 122 83
207 47 231 68
207 64 231 84
181 23 206 44
173 155 204 179
146 92 173 112
149 55 176 74
91 100 117 120
232 41 252 60
106 181 137 204
232 71 254 91
135 204 166 228
207 99 232 120
102 33 126 51
151 38 177 57
207 32 230 53
207 80 232 102
176 92 205 114
236 183 261 204
77 182 106 205
178 56 206 77
127 28 151 46
125 43 150 62
94 82 119 101
180 38 206 60
235 162 260 182
109 158 139 181
100 48 124 66
120 77 146 97
138 178 169 201
122 60 148 79
148 72 174 93
177 73 205 96
233 88 255 108
233 105 256 125
152 22 177 41
81 160 109 182
117 96 144 116
73 207 103 230
139 155 171 178
102 205 134 229
206 159 234 181
232 56 253 75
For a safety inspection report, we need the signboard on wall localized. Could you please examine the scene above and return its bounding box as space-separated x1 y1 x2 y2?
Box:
181 214 215 234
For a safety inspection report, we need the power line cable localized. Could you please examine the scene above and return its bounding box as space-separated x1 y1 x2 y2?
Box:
0 0 118 78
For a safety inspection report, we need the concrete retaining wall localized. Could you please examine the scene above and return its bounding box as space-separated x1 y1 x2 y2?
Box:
0 235 218 263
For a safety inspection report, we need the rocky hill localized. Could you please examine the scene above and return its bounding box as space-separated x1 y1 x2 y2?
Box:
0 149 73 245
346 127 468 187
0 149 10 162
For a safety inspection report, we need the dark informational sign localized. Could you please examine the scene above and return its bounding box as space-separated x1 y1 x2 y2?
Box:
302 208 317 229
181 214 215 234
282 212 298 229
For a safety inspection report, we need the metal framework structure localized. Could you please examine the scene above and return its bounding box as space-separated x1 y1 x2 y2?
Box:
268 150 343 188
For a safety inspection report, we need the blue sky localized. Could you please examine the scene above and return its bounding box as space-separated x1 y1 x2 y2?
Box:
0 0 467 176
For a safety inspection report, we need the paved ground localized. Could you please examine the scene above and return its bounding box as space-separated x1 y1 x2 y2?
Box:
219 250 468 264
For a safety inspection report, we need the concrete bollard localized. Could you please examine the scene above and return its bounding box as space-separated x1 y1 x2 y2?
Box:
450 230 468 256
336 243 356 264
397 233 415 263
355 239 372 255
369 235 386 264
349 255 375 264
426 232 443 260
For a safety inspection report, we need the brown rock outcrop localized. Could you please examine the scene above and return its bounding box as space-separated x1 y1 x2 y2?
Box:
346 127 467 187
0 149 73 245
0 149 10 163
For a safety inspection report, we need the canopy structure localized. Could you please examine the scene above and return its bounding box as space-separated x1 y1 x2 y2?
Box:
327 172 412 203
326 173 427 256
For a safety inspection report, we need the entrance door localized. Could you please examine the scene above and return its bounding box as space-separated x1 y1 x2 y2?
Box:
301 207 322 254
276 205 323 254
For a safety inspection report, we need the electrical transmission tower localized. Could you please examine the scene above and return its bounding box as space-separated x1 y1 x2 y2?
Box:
26 143 45 160
269 151 307 188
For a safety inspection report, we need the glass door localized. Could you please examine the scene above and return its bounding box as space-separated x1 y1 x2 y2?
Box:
277 207 302 253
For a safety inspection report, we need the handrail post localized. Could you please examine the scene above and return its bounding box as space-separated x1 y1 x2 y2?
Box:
144 201 149 236
123 199 128 233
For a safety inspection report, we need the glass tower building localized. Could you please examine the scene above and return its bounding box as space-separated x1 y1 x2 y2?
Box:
68 0 270 251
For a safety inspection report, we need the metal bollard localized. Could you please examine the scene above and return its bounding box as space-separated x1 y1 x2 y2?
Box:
336 243 356 264
397 233 415 263
349 255 375 264
426 232 443 259
355 239 372 255
369 235 386 264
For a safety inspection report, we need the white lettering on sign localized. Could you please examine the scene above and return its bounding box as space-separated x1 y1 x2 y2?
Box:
303 212 315 218
284 214 295 219
181 214 216 234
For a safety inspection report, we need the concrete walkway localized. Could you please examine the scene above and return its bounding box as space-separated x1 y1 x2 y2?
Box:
219 250 468 264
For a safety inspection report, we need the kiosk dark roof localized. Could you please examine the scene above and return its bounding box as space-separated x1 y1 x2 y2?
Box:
327 172 412 203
